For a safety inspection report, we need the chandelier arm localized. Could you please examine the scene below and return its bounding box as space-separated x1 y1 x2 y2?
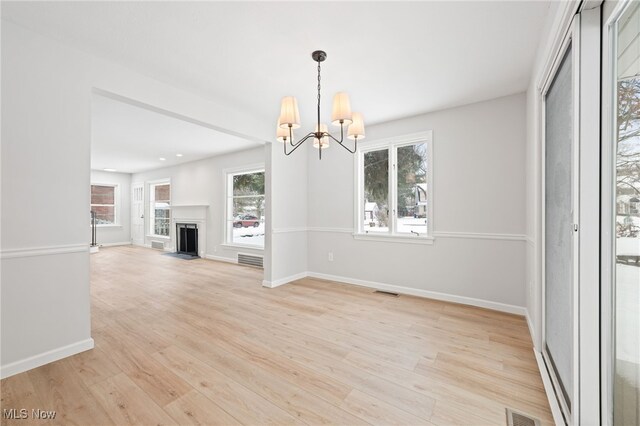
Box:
325 128 358 154
287 126 306 148
283 132 315 156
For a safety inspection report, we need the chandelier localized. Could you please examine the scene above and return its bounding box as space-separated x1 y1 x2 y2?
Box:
276 50 365 160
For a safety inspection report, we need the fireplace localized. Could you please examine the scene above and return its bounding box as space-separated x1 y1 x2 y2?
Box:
176 223 198 257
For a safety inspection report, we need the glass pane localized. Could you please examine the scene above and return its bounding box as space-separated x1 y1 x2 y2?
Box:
396 143 428 235
544 44 573 411
614 4 640 424
91 205 115 225
230 196 264 247
154 208 170 236
232 196 265 220
363 149 389 233
91 185 114 205
155 184 170 203
233 172 265 196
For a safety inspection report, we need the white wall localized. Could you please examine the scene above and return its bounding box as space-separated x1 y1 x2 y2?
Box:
264 141 309 286
90 170 132 246
0 20 268 378
306 93 528 310
131 147 266 261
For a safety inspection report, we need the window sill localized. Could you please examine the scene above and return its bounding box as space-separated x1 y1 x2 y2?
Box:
353 233 434 245
220 243 264 251
147 235 171 240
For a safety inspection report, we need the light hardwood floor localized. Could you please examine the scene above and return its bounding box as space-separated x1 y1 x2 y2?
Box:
1 245 553 425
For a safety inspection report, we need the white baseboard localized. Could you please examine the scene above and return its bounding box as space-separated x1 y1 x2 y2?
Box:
534 350 565 426
0 338 94 379
99 241 132 247
306 271 527 316
204 254 237 264
526 309 537 349
262 272 307 289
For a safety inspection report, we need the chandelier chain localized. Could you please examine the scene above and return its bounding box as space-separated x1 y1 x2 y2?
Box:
317 60 321 131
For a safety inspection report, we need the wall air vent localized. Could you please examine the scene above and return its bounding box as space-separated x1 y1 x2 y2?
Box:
506 409 540 426
151 241 165 250
238 253 263 268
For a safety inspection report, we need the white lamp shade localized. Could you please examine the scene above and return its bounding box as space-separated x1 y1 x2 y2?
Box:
331 92 353 126
313 123 330 149
347 112 365 140
279 96 300 129
276 118 290 143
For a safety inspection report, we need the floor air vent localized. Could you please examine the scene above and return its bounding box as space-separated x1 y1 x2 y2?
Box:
151 241 165 250
238 253 263 268
506 409 540 426
374 290 399 297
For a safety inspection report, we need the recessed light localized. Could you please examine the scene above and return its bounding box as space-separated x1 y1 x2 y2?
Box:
159 157 166 161
103 168 117 172
176 153 183 157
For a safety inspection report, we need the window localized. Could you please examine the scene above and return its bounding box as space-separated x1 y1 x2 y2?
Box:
226 169 265 248
150 182 171 237
356 132 432 241
90 184 117 225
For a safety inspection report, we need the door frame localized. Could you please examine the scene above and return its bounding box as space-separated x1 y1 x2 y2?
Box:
540 14 581 424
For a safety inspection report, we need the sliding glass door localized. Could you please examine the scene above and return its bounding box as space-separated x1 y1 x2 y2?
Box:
604 1 640 424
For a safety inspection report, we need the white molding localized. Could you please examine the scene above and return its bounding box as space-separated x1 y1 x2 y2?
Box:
0 244 88 260
204 254 237 264
281 227 527 242
306 271 527 316
99 241 132 247
220 243 264 251
534 349 566 426
262 272 307 289
0 338 94 379
271 227 307 234
526 309 537 350
433 231 526 241
353 233 435 245
307 227 353 234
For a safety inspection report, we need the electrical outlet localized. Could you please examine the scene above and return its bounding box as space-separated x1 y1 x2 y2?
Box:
328 252 334 262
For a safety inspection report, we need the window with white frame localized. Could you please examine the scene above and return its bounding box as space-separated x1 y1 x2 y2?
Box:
226 169 265 248
90 184 118 226
357 132 432 240
149 182 171 237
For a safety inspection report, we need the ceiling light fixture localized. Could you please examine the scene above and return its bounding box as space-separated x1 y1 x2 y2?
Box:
159 157 166 161
103 168 117 172
176 153 183 157
276 50 365 160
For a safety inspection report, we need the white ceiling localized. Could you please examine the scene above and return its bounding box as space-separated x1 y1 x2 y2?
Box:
91 93 261 173
2 1 552 136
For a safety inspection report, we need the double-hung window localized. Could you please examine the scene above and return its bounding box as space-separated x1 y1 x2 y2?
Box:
90 184 118 226
356 131 433 242
150 181 171 237
226 168 265 248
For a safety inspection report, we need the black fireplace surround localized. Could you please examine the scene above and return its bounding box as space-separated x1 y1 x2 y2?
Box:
176 223 198 256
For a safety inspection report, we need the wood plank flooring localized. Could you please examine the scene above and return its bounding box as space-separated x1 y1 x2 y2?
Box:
1 245 554 425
